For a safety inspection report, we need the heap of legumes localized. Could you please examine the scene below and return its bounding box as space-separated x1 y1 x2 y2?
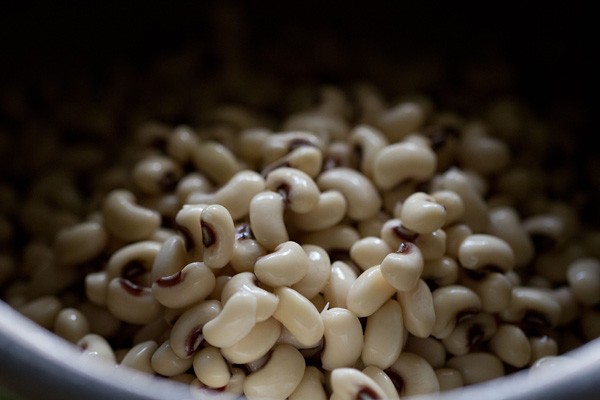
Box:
1 80 599 400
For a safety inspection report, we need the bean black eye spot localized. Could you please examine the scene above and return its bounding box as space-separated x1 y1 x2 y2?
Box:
201 222 216 248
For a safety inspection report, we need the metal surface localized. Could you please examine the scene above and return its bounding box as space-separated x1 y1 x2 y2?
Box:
1 299 599 400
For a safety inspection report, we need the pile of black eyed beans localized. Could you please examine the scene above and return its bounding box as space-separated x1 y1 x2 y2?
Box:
1 80 599 400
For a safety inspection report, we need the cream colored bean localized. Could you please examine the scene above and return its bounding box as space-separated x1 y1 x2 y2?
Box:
78 302 122 339
103 189 161 241
387 352 440 396
85 271 109 306
404 336 446 369
54 221 108 267
414 228 446 261
422 256 459 288
249 191 288 251
78 333 116 364
243 344 305 400
193 345 231 388
221 318 281 364
152 262 215 308
175 204 207 259
255 241 309 287
347 265 396 317
289 366 327 400
188 170 266 221
529 335 558 364
523 213 568 251
457 126 510 174
132 155 183 196
165 125 201 163
372 141 436 190
261 132 324 166
203 291 257 348
272 287 324 347
323 261 357 309
435 368 464 391
191 140 240 185
200 204 235 269
236 128 271 164
400 192 447 234
552 286 580 325
151 340 194 377
362 299 403 369
176 173 213 204
445 223 473 259
261 145 323 178
490 324 531 368
376 102 425 141
170 300 222 358
17 295 62 329
460 271 513 314
150 235 187 282
291 245 331 299
209 275 231 300
379 218 418 251
149 227 178 243
432 190 464 227
53 307 91 344
264 167 320 213
106 241 162 283
431 168 489 232
446 352 504 385
284 112 349 141
432 285 481 339
349 124 388 178
380 242 424 292
566 258 600 306
442 312 497 356
500 287 561 329
119 340 158 374
350 237 393 271
106 278 163 324
487 207 535 267
230 223 267 273
221 272 278 322
299 224 360 252
458 234 515 273
398 279 436 338
321 307 363 370
361 366 400 400
329 368 387 400
288 191 347 232
317 167 382 220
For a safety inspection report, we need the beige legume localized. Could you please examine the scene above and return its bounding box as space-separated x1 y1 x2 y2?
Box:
299 223 360 252
174 204 207 259
431 190 464 227
203 291 257 348
53 307 91 344
103 190 161 241
262 145 323 178
106 277 163 324
85 271 109 306
291 245 331 299
193 345 231 388
152 262 215 309
432 285 481 339
272 287 324 347
132 155 183 196
221 272 278 322
170 300 222 359
435 368 464 391
289 366 327 400
350 236 393 271
362 366 400 400
191 140 240 185
529 335 558 365
398 279 436 338
323 260 357 309
230 224 267 273
373 141 436 190
414 228 447 261
54 221 108 267
376 102 425 142
265 167 320 213
288 190 347 232
400 192 447 234
387 352 440 396
487 207 535 267
362 299 403 369
176 173 213 204
78 333 116 364
446 352 504 385
149 235 187 282
422 256 459 287
347 265 396 317
460 271 513 313
566 258 600 306
491 324 533 366
552 286 580 325
349 125 388 178
380 242 424 292
500 287 560 329
458 234 515 273
329 367 387 400
442 312 497 356
119 340 158 374
404 336 447 369
321 307 363 370
249 191 288 250
221 317 281 364
255 241 309 287
151 340 194 377
243 344 305 400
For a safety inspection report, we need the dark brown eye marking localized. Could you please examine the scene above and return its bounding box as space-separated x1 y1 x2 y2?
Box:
156 271 183 287
158 170 178 192
235 223 254 240
397 242 413 254
529 233 556 253
456 307 479 324
385 368 405 394
392 224 418 242
423 125 459 151
468 324 485 346
289 138 316 151
261 161 290 177
185 326 204 356
122 260 146 280
119 278 144 296
356 387 381 400
276 183 291 204
524 310 553 329
177 224 194 251
201 222 216 248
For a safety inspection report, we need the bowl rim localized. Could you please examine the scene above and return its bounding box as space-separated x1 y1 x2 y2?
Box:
1 299 599 400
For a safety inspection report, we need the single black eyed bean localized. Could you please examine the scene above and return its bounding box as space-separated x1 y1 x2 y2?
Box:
265 167 320 213
105 241 162 283
289 366 327 400
200 204 235 270
132 155 183 195
329 368 387 400
299 224 360 253
523 214 568 252
350 236 393 271
272 287 324 347
151 340 194 377
379 218 418 251
317 167 382 221
53 307 91 344
398 279 436 338
487 207 535 267
203 291 258 348
566 257 600 306
489 324 531 368
372 141 436 190
221 318 282 364
445 223 473 259
380 242 424 292
552 286 580 326
170 300 222 359
422 256 459 288
457 124 510 175
386 352 440 396
249 191 288 251
77 334 116 364
174 204 207 259
321 307 363 370
191 140 240 185
376 101 425 142
400 192 447 234
435 368 464 391
414 228 446 261
432 285 481 339
323 261 357 309
150 235 187 282
193 345 231 389
361 366 400 400
349 124 388 178
54 221 108 268
230 224 267 273
499 287 561 330
431 190 464 227
106 278 163 325
458 234 515 273
103 190 161 241
221 272 279 322
288 190 347 232
255 241 309 288
176 172 213 204
261 131 324 166
362 299 404 369
291 245 331 300
442 312 497 356
529 335 559 364
347 265 396 318
119 340 158 374
446 352 504 385
261 145 323 178
152 262 215 308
